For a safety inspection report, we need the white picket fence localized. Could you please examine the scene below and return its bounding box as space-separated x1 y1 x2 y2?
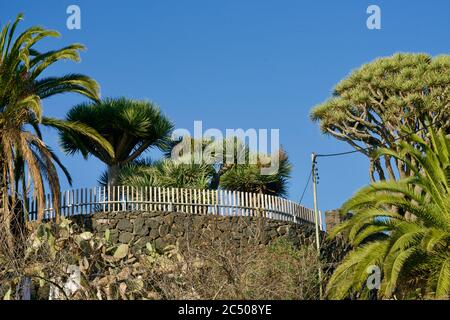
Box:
28 186 322 229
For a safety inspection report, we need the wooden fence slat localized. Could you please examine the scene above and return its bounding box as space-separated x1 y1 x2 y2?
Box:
151 186 154 211
115 186 118 212
237 191 244 217
149 187 156 211
106 186 110 212
86 187 89 214
139 186 142 211
231 191 235 216
79 188 83 215
222 190 226 216
70 189 74 216
94 187 98 214
180 188 184 213
246 192 251 217
80 188 84 215
84 187 87 215
217 190 222 215
264 194 268 219
89 188 92 214
276 196 280 220
201 189 205 215
247 192 251 217
270 196 277 219
206 190 211 215
164 187 168 212
225 190 229 216
287 200 290 217
283 199 287 221
170 187 174 212
72 189 75 216
188 188 192 214
155 186 159 212
289 200 292 222
280 198 284 221
289 201 297 222
256 193 260 217
274 196 278 220
194 189 199 214
156 187 159 212
245 192 249 216
144 186 147 211
285 199 288 221
254 193 258 217
258 193 263 218
268 195 272 219
228 190 233 216
173 187 177 212
169 187 173 212
66 191 69 218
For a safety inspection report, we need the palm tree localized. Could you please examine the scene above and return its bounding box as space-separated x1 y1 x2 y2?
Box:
162 136 223 188
0 14 112 252
164 136 292 196
60 97 174 185
326 125 450 299
219 149 292 197
0 14 112 251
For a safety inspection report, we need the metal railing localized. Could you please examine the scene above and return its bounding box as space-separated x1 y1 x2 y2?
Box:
28 186 322 229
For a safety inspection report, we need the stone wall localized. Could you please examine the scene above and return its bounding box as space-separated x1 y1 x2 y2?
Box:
74 211 319 253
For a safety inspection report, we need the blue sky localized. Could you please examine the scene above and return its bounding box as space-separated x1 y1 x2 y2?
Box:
1 0 449 212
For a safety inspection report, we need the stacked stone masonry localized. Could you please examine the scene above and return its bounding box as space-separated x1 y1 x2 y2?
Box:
74 211 319 253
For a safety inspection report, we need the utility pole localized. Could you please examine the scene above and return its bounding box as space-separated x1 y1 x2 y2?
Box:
311 152 323 299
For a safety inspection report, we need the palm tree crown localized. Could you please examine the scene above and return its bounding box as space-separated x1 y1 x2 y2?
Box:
219 149 292 197
326 124 450 299
60 97 173 185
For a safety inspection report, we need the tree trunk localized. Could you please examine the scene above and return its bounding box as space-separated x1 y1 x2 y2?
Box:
0 192 14 255
107 164 121 186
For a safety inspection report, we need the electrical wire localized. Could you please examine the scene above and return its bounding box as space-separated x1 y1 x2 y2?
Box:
298 119 445 202
315 119 443 158
298 169 312 205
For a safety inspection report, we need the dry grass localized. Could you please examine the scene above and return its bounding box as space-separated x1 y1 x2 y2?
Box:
0 217 328 300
